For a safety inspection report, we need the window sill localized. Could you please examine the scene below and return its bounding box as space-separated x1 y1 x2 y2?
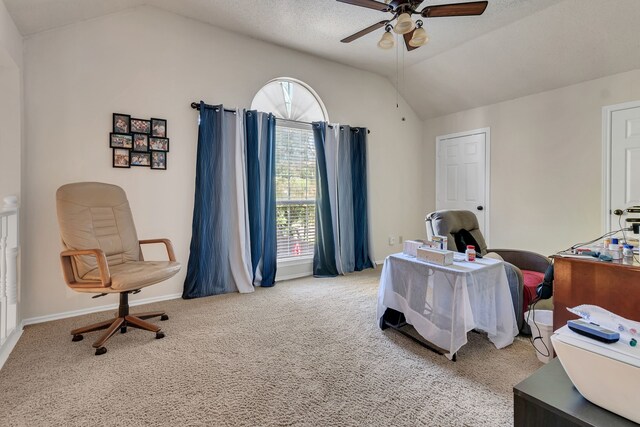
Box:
277 256 313 267
276 257 313 281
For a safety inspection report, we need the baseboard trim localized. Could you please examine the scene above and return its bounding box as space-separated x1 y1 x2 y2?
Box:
22 293 183 326
0 323 24 371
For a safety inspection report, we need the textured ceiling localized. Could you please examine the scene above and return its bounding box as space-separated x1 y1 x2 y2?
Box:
4 0 640 119
401 0 640 118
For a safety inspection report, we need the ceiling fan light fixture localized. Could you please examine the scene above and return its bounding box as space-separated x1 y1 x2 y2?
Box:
393 13 415 35
409 26 428 47
377 30 394 49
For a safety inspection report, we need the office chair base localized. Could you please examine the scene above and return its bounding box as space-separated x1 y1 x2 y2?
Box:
69 291 167 354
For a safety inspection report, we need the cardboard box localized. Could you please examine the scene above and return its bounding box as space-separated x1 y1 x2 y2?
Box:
431 235 448 250
417 247 454 266
422 240 440 250
403 240 425 257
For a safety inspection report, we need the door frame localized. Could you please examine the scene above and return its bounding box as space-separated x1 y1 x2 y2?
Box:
602 100 640 233
435 127 491 246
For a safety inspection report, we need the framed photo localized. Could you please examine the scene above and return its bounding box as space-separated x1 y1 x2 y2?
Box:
110 133 133 149
131 152 151 167
151 118 167 138
151 151 167 170
113 113 130 133
131 118 151 134
113 148 130 168
149 137 169 152
132 133 149 152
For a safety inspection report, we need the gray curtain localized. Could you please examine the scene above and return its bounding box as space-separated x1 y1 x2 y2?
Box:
312 122 374 277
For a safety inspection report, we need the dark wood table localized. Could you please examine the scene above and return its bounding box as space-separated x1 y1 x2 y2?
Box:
551 255 640 331
513 358 636 426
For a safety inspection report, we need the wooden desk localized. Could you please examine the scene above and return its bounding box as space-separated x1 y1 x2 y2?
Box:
552 255 640 331
513 358 636 427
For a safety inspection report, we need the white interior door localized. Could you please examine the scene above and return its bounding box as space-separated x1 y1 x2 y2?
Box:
608 104 640 232
436 129 490 240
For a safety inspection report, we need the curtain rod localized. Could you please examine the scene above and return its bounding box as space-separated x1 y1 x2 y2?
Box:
190 102 237 114
190 101 370 134
277 118 370 134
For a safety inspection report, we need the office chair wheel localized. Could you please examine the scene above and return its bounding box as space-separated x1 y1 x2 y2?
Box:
120 326 127 334
72 334 83 342
160 314 169 321
156 331 165 339
95 347 107 356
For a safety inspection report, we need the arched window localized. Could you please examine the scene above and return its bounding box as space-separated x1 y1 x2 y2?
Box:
251 78 328 123
251 78 328 261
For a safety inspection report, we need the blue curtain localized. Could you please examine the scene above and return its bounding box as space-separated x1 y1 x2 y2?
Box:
184 103 243 298
312 122 373 277
246 111 277 286
350 128 374 271
312 122 339 277
183 103 267 298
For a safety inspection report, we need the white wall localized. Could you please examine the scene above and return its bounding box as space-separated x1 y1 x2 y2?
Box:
423 69 640 256
0 0 21 69
22 6 424 320
0 0 23 333
0 0 22 199
0 57 20 199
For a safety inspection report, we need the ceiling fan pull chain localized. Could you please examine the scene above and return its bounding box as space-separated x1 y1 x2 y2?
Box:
402 40 405 96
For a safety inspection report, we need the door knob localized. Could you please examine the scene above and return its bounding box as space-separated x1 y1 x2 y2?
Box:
477 206 484 211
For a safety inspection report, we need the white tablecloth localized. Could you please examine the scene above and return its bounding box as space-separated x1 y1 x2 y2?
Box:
377 253 518 359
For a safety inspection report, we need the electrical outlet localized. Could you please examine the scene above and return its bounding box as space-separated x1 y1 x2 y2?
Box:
398 235 403 244
388 236 395 246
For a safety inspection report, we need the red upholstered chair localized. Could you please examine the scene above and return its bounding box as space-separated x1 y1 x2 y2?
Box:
426 210 551 333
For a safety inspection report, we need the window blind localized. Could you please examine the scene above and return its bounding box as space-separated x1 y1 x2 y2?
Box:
275 123 316 260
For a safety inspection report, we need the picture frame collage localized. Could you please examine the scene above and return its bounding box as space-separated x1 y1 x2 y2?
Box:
111 113 169 170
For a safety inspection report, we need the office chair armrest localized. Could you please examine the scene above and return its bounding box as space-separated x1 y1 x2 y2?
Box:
487 249 550 274
139 239 176 261
60 248 111 287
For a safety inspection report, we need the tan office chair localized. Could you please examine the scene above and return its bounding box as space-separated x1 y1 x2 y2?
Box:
56 182 181 355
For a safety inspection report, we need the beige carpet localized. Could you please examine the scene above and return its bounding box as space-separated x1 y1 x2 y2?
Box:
0 269 541 426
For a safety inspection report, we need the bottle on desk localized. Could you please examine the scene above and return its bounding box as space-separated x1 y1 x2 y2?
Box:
609 238 622 260
465 245 476 262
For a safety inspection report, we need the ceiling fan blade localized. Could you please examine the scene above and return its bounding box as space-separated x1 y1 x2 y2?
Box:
336 0 392 12
403 30 420 51
341 20 389 43
421 1 488 18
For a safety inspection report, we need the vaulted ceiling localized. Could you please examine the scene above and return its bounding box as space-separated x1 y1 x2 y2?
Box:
4 0 640 119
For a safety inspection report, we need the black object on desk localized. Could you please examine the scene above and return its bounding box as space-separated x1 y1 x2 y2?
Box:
513 358 636 427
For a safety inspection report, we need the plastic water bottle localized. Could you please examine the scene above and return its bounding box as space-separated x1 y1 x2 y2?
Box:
465 245 476 262
609 242 622 260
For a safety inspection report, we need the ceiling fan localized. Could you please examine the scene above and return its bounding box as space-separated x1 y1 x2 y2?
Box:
338 0 488 51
